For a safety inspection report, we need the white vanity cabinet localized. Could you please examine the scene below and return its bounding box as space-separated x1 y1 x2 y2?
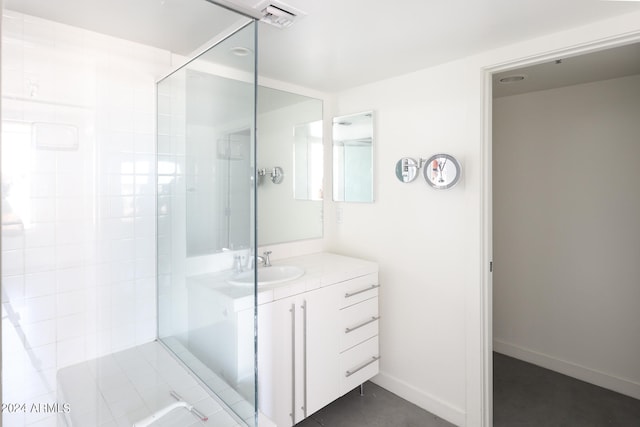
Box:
258 284 340 426
257 258 379 427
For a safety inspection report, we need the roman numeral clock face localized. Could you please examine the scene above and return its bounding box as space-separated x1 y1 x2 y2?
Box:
423 154 461 189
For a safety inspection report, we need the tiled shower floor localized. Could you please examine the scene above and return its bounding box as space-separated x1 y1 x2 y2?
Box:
56 341 245 427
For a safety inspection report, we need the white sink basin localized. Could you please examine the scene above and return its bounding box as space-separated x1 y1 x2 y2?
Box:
228 265 304 287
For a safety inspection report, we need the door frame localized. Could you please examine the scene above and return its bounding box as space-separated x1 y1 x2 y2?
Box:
479 30 640 427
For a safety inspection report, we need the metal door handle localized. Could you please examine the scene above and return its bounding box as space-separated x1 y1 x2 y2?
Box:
302 300 307 418
290 304 295 423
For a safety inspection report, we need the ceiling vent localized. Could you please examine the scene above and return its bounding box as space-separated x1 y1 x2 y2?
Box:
257 1 305 28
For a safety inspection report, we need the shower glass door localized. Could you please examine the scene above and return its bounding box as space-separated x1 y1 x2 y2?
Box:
156 20 258 425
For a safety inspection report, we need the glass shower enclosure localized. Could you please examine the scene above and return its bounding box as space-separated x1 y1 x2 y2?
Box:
156 20 258 426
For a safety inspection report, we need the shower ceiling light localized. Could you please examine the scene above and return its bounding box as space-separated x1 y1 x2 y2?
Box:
230 46 252 56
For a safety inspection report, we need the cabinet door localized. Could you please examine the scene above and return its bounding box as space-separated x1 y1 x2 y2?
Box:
258 296 297 427
304 285 340 416
258 285 342 425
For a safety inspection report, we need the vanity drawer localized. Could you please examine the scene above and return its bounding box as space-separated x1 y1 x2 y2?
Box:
339 273 379 308
339 336 379 394
340 297 379 353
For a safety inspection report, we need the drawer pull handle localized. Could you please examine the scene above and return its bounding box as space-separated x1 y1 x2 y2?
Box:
345 356 380 378
344 284 380 299
345 316 380 334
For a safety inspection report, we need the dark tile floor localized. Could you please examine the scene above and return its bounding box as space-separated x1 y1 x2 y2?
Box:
295 381 455 427
293 354 640 427
494 352 640 427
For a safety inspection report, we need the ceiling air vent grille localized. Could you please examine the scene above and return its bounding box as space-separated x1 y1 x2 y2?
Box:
259 1 304 28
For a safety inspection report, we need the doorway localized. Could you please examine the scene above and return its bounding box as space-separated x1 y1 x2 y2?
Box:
489 42 640 425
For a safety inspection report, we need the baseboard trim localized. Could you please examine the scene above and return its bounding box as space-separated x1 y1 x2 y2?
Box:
371 371 466 427
493 339 640 400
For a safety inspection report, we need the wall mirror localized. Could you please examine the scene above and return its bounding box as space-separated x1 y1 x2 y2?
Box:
423 153 461 190
395 157 420 183
184 69 254 257
184 71 323 257
256 86 323 246
294 120 323 201
333 111 374 202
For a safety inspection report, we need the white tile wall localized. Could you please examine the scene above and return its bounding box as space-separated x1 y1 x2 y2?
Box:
1 10 171 426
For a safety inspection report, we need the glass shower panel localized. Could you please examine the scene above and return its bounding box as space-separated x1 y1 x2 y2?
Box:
156 21 257 426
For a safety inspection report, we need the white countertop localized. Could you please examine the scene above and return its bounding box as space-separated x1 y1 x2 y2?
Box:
187 252 378 312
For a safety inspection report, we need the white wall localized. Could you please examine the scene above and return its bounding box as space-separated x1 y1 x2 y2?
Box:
327 9 640 427
1 11 170 426
493 74 640 399
328 60 478 426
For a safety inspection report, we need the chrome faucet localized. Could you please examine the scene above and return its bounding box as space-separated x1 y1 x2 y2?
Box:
246 251 272 269
233 255 243 273
262 251 272 267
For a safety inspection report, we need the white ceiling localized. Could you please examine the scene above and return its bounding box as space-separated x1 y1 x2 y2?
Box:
5 0 250 56
252 0 640 92
5 0 640 92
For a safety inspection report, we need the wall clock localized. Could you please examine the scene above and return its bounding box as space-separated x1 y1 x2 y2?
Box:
423 154 461 189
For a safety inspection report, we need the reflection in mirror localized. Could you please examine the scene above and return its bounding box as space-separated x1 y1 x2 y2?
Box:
185 81 323 256
257 86 323 245
185 70 253 257
294 120 323 201
395 157 420 183
333 111 374 202
423 153 461 189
